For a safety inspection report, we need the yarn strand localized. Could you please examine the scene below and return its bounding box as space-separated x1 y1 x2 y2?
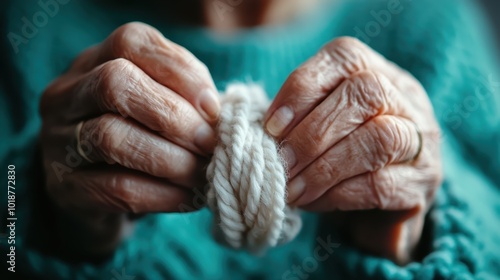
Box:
207 84 302 253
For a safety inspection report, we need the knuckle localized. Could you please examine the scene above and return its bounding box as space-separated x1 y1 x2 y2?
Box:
347 70 391 116
314 156 338 185
373 117 402 157
90 115 114 149
286 68 312 95
363 118 401 170
110 22 156 58
159 99 187 136
141 92 187 136
89 114 125 160
323 36 370 75
100 58 135 80
95 59 138 112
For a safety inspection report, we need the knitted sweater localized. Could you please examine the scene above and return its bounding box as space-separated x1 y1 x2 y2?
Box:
1 0 499 279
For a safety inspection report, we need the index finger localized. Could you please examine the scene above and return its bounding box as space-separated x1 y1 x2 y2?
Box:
71 22 220 123
264 37 401 139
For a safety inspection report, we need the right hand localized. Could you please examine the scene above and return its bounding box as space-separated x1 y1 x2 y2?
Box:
39 22 219 256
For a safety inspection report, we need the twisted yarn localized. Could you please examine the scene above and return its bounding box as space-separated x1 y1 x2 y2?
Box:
207 84 302 253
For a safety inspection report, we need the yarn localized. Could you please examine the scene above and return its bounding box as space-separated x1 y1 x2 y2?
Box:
207 84 302 253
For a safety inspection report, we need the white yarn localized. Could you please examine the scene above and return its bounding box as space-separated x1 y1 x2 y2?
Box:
207 84 302 253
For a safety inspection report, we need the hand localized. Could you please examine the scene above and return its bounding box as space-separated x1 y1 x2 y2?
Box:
264 37 442 263
39 22 219 257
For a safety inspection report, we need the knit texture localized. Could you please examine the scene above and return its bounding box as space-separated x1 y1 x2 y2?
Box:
207 84 301 253
0 0 499 279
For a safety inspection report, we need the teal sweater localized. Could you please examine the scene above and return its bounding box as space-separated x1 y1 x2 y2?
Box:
1 0 499 279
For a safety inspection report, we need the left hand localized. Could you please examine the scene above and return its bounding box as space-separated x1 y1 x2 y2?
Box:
264 37 442 263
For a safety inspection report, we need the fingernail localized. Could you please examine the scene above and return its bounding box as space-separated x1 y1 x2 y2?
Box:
199 89 220 122
195 123 216 153
281 144 297 170
266 106 294 137
287 176 306 204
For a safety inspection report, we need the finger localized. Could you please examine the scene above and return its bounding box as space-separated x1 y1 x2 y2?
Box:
287 115 422 206
51 165 203 214
74 22 220 122
282 70 410 177
264 37 407 138
300 165 434 212
67 59 216 155
77 113 208 187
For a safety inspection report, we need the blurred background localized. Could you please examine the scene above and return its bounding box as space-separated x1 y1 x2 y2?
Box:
481 0 500 51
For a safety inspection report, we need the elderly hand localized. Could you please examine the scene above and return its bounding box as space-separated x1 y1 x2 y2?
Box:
40 22 219 257
264 37 442 263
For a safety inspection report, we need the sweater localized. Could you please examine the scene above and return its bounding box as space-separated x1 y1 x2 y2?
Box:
1 0 499 279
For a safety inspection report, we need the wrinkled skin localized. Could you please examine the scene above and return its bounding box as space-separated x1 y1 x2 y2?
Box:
264 37 443 263
40 22 442 262
40 22 220 256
